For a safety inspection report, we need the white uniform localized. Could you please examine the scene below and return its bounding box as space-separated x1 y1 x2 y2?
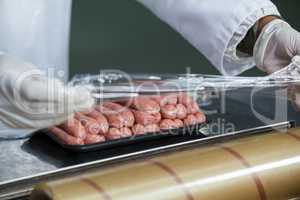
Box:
0 0 279 138
0 0 72 80
0 0 72 138
138 0 280 76
0 0 279 77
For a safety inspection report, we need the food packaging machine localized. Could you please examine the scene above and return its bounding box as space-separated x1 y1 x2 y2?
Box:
2 57 300 199
30 122 300 200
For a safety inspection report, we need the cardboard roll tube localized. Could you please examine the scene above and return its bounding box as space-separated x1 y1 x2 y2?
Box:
30 128 300 200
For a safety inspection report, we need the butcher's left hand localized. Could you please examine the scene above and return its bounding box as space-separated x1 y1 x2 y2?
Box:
254 19 300 74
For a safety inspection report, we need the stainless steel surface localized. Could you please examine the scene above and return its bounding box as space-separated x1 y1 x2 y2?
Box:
0 121 294 200
2 122 292 185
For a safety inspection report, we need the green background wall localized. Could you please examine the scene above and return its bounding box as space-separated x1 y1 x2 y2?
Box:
69 0 300 78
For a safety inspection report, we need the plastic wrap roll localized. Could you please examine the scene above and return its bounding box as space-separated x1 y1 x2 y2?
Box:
30 128 300 200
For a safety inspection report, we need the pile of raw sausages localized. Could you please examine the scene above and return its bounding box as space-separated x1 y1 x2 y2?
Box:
49 93 206 145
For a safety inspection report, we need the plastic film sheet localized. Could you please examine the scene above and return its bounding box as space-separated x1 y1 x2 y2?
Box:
31 128 300 200
69 56 300 102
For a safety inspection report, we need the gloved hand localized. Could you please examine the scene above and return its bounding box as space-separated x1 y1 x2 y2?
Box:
254 19 300 74
0 54 94 130
254 19 300 111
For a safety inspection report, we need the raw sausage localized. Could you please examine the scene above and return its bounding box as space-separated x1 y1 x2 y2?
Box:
51 93 206 145
184 114 198 126
161 104 187 120
178 93 193 106
153 112 162 123
133 110 161 125
102 102 127 113
160 119 178 130
85 109 109 134
132 97 160 114
106 128 123 140
176 104 187 119
120 127 132 138
121 110 135 127
195 112 206 123
132 124 146 135
103 102 135 120
178 93 199 114
75 113 101 135
144 124 160 133
84 134 106 145
106 113 125 129
106 127 132 140
174 119 184 128
161 105 177 119
49 127 84 145
96 103 135 128
59 119 86 139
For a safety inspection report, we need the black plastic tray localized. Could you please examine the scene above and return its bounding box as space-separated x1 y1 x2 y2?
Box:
45 123 208 152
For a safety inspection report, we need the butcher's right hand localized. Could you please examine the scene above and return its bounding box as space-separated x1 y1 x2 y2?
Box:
0 54 94 130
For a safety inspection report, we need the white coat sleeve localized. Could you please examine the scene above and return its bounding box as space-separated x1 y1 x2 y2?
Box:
137 0 280 76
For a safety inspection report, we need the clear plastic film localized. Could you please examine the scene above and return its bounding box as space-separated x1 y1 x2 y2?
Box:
30 127 300 200
69 56 300 102
46 56 300 147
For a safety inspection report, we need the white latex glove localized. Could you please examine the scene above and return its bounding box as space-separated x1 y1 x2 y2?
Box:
0 54 94 130
254 19 300 74
254 19 300 111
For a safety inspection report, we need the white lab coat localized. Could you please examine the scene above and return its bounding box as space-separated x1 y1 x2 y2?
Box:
138 0 280 76
0 0 72 80
0 0 279 138
0 0 280 77
0 0 72 138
